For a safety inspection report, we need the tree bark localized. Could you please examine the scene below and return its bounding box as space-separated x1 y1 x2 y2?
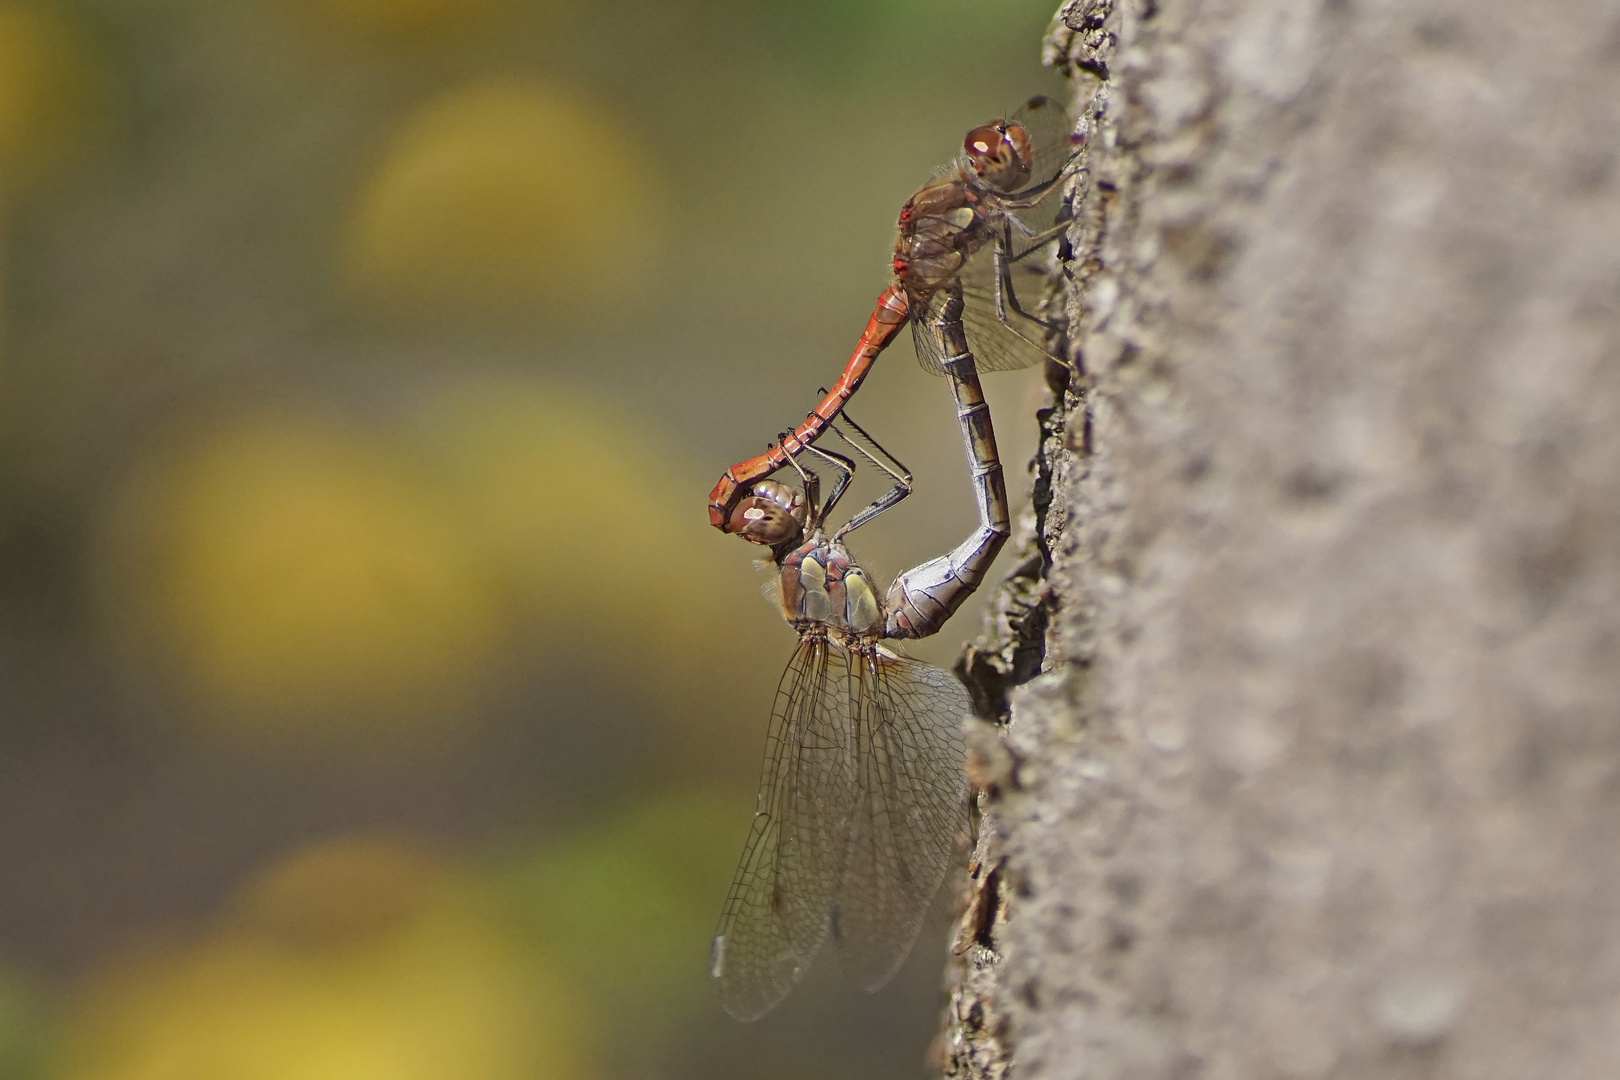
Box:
942 1 1620 1077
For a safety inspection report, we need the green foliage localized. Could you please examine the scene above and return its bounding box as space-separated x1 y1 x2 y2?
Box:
497 788 741 1021
0 966 47 1080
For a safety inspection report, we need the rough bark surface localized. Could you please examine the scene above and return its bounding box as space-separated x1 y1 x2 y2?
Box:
943 1 1620 1077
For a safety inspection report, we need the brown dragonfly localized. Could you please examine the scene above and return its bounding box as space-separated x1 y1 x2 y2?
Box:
708 94 1078 531
710 301 1007 1020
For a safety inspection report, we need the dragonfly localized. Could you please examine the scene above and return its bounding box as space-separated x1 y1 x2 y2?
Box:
708 93 1080 532
710 301 1008 1020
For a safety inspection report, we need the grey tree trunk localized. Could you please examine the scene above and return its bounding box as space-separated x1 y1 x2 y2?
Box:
941 1 1620 1077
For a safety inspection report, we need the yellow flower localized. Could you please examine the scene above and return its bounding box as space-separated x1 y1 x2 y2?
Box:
0 3 101 191
104 407 505 741
343 79 661 320
57 836 592 1080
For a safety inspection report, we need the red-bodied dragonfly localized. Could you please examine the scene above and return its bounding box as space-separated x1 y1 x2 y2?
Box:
709 94 1079 531
711 303 1007 1020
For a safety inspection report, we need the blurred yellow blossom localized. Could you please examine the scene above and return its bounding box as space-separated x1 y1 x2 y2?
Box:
104 407 506 741
408 376 785 760
230 835 452 947
0 3 101 191
277 0 508 40
343 79 661 319
99 380 783 766
56 835 591 1080
410 376 686 636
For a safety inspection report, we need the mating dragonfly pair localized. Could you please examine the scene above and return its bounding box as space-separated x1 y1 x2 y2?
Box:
707 95 1081 1021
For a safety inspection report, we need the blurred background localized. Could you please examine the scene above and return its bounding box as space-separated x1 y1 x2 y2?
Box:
0 0 1064 1076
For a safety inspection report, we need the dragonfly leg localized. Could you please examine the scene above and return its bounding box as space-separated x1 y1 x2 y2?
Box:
708 286 910 532
991 233 1066 347
775 431 823 515
1008 220 1071 262
801 442 856 529
830 412 915 540
998 176 1062 211
884 293 1010 640
837 407 912 484
830 454 912 539
997 152 1080 211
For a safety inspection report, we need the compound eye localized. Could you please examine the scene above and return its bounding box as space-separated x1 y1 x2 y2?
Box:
963 124 1003 165
751 480 803 514
966 120 1034 191
729 496 801 545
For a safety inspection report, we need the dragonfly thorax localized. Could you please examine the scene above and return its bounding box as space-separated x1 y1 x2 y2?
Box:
893 177 989 299
776 537 884 638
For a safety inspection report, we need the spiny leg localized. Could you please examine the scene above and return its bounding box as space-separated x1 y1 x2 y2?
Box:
800 443 856 529
823 409 914 540
835 407 913 489
1008 219 1071 262
830 433 912 540
996 160 1077 211
992 221 1065 335
775 431 822 516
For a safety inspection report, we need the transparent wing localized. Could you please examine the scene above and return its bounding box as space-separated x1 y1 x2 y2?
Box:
982 96 1075 372
1001 95 1080 252
910 292 956 376
711 638 857 1021
908 98 1075 377
1010 93 1081 194
830 652 968 991
912 253 1061 375
960 266 1063 373
948 94 1078 194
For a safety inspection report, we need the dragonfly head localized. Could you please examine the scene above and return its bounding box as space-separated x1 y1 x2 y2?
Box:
728 480 809 548
964 119 1034 193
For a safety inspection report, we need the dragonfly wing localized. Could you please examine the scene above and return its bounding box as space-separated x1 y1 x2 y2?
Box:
960 278 1062 372
950 246 1063 372
1002 94 1081 247
711 638 858 1021
831 652 968 992
1011 93 1082 195
910 292 955 376
948 95 1077 195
